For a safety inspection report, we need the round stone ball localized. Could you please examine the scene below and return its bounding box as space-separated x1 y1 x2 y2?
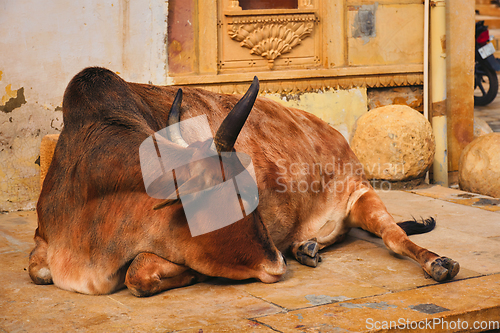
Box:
351 105 435 181
459 133 500 198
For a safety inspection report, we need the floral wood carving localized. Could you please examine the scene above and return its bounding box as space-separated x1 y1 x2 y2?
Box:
227 14 316 69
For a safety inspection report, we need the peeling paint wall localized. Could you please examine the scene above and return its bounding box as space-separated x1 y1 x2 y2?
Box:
368 86 424 112
1 86 27 113
0 0 168 211
264 88 368 142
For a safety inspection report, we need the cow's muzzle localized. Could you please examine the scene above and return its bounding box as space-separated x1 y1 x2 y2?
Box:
257 251 287 283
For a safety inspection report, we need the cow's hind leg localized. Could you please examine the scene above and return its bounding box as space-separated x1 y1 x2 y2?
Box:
125 253 206 297
29 232 53 285
348 189 459 282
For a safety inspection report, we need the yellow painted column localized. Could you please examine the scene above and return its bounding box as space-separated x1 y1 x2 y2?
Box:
430 0 448 186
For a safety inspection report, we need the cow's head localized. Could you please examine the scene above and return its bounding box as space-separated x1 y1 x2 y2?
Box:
149 78 286 283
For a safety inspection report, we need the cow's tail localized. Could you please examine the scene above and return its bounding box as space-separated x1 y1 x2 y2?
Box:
397 217 436 236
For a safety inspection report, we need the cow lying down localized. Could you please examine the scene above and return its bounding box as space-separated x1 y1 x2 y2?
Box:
29 67 459 296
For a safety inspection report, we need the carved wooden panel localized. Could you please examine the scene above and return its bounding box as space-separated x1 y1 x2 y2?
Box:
167 0 426 93
219 9 321 73
177 73 424 95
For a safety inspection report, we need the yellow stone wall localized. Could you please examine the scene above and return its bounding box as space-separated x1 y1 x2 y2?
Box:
347 4 424 66
264 88 368 142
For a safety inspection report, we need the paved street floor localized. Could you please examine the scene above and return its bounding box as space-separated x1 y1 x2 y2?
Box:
1 185 499 332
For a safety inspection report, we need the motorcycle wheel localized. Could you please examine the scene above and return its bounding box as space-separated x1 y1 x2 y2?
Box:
474 62 499 106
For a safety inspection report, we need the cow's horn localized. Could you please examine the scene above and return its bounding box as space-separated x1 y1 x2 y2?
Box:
167 89 189 148
214 76 259 152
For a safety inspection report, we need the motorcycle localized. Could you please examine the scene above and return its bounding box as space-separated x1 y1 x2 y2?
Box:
475 20 500 106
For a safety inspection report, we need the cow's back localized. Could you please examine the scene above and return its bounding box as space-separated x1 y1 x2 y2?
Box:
36 69 182 287
131 84 365 251
40 71 364 255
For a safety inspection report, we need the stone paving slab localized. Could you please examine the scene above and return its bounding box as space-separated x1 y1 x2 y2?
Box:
1 186 499 332
408 185 500 213
257 274 500 333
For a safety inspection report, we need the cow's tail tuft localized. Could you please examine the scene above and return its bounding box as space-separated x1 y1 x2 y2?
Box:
397 217 436 236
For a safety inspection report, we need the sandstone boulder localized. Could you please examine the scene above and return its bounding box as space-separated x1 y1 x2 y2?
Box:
351 105 435 181
459 133 500 198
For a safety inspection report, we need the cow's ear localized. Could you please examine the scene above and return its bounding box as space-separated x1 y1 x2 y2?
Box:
153 198 181 210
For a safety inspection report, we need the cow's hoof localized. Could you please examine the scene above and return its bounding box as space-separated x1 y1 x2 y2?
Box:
296 240 321 267
429 257 460 282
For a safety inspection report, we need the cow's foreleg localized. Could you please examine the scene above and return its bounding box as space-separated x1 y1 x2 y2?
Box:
348 189 459 282
125 253 207 297
290 240 321 267
29 232 53 285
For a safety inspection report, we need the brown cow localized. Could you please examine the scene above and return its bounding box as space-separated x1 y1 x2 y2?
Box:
29 67 459 296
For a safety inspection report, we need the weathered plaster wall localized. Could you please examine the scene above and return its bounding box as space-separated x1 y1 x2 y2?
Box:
0 0 168 211
264 88 368 142
368 86 424 112
347 4 424 66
